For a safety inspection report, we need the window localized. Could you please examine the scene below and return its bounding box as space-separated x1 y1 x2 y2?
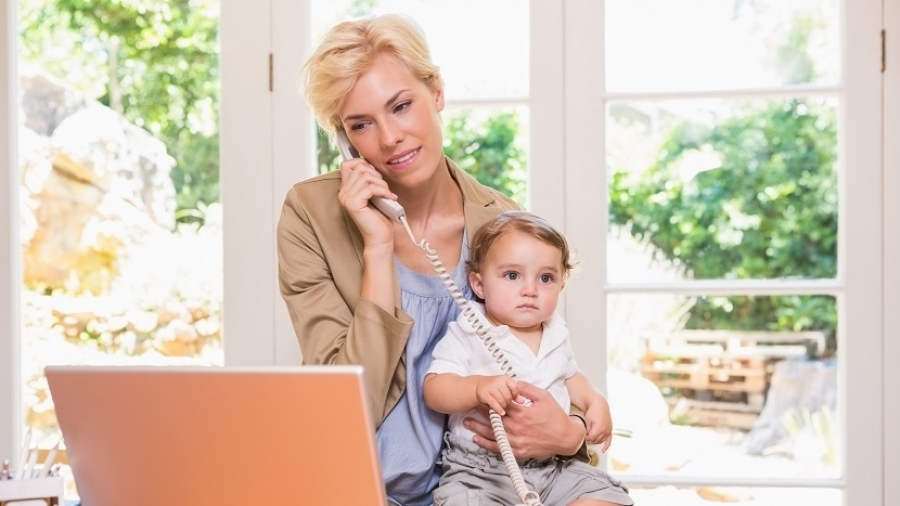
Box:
557 1 884 504
8 0 224 497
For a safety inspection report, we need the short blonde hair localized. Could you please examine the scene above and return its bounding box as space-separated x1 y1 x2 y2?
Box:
300 13 443 133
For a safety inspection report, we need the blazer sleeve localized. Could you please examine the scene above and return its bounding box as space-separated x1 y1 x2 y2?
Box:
276 182 412 424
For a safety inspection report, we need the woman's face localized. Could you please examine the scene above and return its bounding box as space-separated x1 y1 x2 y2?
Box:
339 54 445 191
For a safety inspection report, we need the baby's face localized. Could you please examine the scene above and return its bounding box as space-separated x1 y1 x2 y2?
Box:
469 230 564 333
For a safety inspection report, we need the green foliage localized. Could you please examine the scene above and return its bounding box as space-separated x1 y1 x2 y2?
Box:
609 99 838 342
19 0 220 224
442 110 527 206
318 110 528 206
317 127 342 175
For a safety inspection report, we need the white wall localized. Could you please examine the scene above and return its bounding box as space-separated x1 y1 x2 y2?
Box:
220 0 278 366
884 0 899 503
270 0 311 366
843 2 885 502
558 0 608 392
221 0 311 367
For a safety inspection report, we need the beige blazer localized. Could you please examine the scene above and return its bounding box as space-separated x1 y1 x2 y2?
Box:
277 157 519 426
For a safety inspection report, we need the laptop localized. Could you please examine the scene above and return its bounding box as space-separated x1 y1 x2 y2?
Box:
44 364 387 506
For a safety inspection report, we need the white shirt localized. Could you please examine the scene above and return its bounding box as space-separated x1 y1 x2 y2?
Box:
427 301 578 440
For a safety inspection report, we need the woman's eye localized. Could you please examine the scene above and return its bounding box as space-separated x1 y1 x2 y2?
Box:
394 101 411 114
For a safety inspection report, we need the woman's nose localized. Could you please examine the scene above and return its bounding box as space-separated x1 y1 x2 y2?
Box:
379 121 403 148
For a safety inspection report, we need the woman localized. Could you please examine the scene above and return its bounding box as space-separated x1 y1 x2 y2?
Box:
277 13 593 506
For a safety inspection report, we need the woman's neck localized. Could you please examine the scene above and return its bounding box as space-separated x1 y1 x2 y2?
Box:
394 159 462 228
390 159 466 274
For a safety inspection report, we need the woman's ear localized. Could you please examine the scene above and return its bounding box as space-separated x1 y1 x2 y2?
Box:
469 271 484 299
432 76 445 112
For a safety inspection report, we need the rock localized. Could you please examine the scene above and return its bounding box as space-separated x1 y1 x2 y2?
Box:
19 63 88 136
18 66 177 293
741 358 837 456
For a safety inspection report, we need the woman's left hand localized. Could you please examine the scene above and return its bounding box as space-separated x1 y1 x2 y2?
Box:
464 381 585 460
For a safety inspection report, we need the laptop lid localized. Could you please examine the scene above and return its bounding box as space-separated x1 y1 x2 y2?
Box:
45 364 387 506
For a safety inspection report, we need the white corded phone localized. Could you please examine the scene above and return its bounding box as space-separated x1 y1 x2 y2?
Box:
336 130 407 224
335 130 544 506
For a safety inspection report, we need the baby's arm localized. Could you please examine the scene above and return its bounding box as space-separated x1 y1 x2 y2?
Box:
565 371 613 452
424 373 519 416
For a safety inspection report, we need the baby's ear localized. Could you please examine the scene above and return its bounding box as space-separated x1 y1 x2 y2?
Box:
469 272 485 299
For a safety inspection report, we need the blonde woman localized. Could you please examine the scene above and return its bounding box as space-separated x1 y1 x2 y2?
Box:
278 14 598 505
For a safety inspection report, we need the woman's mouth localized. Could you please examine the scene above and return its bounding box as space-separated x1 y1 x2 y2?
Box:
386 148 419 170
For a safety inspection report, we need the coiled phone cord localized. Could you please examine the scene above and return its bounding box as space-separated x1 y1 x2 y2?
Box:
398 219 545 506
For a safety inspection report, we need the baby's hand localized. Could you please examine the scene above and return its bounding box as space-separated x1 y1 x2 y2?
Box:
475 376 519 416
584 398 613 453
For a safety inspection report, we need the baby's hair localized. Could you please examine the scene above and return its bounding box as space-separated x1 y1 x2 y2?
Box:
467 211 577 281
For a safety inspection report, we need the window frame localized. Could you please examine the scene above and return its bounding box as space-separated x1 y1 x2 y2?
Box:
1 0 19 467
556 0 885 502
0 0 284 461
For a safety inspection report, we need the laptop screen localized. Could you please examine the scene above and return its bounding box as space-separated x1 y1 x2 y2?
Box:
45 364 387 506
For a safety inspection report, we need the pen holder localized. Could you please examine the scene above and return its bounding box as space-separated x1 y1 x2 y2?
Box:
0 476 64 506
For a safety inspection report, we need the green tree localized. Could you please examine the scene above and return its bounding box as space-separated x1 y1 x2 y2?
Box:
443 111 527 206
609 99 838 343
19 0 220 224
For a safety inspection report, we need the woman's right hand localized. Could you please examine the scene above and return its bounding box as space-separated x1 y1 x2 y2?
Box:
337 158 398 247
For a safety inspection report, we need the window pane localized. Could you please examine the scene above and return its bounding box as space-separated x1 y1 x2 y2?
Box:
605 0 840 92
605 294 839 483
311 0 529 100
18 0 222 498
442 105 530 207
607 97 838 282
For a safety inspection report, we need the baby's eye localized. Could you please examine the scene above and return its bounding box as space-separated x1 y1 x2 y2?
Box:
540 274 554 283
503 272 519 281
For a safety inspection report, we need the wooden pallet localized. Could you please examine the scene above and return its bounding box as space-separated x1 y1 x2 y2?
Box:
667 398 763 429
642 330 826 426
643 354 770 394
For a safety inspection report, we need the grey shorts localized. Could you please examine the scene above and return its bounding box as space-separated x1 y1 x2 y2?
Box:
432 434 634 506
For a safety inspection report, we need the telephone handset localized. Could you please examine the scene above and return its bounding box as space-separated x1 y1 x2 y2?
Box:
336 130 406 224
